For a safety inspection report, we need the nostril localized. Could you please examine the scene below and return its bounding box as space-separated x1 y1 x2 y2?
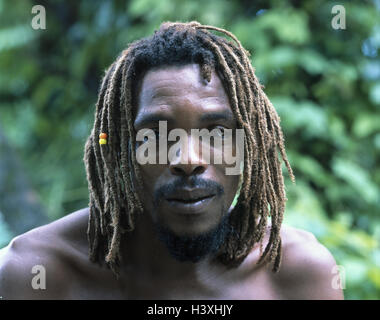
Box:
193 165 205 175
169 164 207 176
172 167 184 175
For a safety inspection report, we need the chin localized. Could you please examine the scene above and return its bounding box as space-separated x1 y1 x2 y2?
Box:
153 210 231 262
160 209 225 237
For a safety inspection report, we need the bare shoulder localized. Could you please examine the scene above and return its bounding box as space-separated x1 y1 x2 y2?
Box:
0 208 90 299
271 224 344 300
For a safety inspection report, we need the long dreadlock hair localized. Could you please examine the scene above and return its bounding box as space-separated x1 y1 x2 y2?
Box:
83 21 295 277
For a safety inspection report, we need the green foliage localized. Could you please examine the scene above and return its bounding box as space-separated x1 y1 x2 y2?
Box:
0 210 13 248
284 180 380 299
0 0 379 299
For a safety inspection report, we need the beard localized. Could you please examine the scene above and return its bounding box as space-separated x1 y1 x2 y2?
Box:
150 176 231 263
152 206 231 263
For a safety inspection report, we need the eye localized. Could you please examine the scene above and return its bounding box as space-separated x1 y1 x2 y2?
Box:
210 125 228 139
138 128 158 143
152 128 160 139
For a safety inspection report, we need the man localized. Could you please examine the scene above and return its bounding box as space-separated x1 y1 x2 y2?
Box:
0 21 343 299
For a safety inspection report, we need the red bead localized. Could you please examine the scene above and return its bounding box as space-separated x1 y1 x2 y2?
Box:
99 133 107 139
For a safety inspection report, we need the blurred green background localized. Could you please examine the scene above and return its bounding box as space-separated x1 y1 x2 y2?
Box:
0 0 379 299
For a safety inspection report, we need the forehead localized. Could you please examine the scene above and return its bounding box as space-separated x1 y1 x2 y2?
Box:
134 64 232 123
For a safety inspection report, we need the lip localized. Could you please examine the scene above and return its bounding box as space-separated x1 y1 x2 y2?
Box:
165 195 216 215
164 189 216 215
166 188 215 201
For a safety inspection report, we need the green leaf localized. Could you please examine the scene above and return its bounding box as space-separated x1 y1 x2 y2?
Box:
332 158 379 204
0 210 13 248
353 113 380 138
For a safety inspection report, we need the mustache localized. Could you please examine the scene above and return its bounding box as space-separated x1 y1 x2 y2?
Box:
153 176 225 205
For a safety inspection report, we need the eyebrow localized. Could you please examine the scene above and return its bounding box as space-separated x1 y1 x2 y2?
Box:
199 111 236 124
134 111 236 129
134 113 175 129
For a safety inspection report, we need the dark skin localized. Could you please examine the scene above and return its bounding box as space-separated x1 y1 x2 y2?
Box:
0 64 344 299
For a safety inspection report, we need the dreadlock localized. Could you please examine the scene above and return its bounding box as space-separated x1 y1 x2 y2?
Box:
83 21 295 277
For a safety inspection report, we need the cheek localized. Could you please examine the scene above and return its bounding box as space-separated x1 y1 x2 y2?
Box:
225 175 240 204
215 164 240 205
138 164 164 206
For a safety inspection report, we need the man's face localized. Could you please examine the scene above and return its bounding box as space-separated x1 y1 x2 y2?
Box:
133 63 240 261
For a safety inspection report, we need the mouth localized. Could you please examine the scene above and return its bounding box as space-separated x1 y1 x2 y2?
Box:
164 190 217 215
166 194 215 204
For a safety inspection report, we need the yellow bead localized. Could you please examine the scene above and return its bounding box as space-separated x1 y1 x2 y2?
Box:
99 138 107 145
99 133 108 139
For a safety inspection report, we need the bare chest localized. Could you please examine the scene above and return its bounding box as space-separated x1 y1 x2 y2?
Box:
64 265 282 300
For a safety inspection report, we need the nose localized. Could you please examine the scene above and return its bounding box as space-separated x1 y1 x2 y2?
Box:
169 135 208 176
